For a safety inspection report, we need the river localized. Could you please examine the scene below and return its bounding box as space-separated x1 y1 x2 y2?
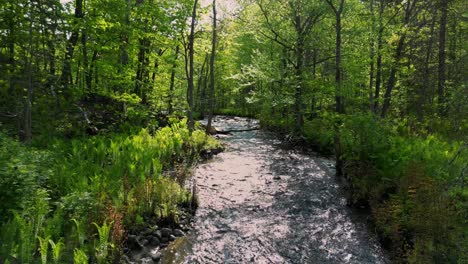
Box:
160 116 388 264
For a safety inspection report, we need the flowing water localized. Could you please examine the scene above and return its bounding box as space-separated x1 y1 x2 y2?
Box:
160 116 389 264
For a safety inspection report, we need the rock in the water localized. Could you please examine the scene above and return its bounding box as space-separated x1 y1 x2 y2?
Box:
128 235 142 250
273 175 281 180
152 230 162 239
173 229 185 237
139 257 155 264
149 236 160 247
121 255 134 264
142 228 153 236
169 235 176 241
160 228 172 237
150 251 162 262
160 237 169 243
139 238 149 248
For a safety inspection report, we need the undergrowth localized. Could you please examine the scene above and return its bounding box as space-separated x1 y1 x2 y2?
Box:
0 118 219 263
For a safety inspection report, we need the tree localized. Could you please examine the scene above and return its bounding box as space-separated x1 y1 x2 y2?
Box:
186 0 198 132
325 0 345 176
206 0 217 133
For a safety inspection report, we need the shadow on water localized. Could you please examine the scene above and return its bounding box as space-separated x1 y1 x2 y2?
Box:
160 116 389 264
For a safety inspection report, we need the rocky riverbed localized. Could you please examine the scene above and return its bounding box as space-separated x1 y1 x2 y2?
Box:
124 116 389 264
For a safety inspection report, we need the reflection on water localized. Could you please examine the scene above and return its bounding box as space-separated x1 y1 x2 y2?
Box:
160 116 388 264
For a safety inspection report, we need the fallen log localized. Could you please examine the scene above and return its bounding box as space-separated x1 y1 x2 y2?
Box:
216 127 260 134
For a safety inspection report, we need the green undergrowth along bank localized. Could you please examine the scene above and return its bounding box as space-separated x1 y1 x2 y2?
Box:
0 119 221 264
341 114 467 263
259 112 467 263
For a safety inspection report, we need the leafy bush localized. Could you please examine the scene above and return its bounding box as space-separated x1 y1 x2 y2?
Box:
338 113 468 262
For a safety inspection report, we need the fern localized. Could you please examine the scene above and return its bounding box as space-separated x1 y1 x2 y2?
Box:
37 235 49 264
73 248 88 264
49 238 64 264
93 221 114 264
72 218 85 247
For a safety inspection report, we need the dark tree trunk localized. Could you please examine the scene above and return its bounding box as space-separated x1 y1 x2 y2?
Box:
374 0 385 113
419 13 437 121
369 0 375 110
168 46 179 115
326 0 345 177
293 15 304 134
187 0 198 132
81 30 91 93
381 34 406 118
381 0 417 118
206 0 217 134
60 0 83 91
437 0 448 116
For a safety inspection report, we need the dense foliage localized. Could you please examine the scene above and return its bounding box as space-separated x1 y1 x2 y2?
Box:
0 120 221 263
0 0 466 263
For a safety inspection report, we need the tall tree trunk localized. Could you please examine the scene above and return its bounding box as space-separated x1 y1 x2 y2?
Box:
419 14 437 121
24 2 35 143
206 0 217 133
60 0 83 92
200 54 210 119
82 30 91 93
293 14 304 134
381 0 416 118
120 0 131 67
369 0 375 110
168 46 179 115
381 34 406 118
187 0 198 132
374 0 385 113
326 0 345 177
437 0 448 116
196 53 208 114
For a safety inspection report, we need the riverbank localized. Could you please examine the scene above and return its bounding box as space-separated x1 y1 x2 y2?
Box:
0 119 222 264
259 113 468 263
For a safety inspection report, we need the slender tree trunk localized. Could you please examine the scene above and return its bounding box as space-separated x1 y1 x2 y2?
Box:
381 0 416 118
196 53 208 114
381 34 406 118
24 2 35 143
369 0 375 110
60 0 83 91
206 0 217 133
82 30 91 93
374 0 385 113
120 0 131 67
168 46 179 115
419 14 437 121
8 14 15 96
187 0 198 132
293 14 304 134
326 0 345 177
437 0 448 115
200 54 209 119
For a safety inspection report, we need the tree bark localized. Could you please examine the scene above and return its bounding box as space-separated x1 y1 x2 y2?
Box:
437 0 448 116
369 0 375 110
325 0 345 177
206 0 217 134
168 46 179 115
187 0 198 132
373 1 384 113
381 0 416 118
60 0 83 92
